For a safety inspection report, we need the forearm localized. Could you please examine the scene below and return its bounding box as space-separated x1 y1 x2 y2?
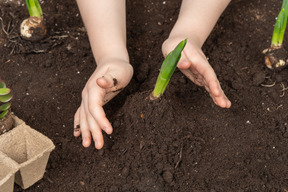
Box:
76 0 129 64
170 0 231 47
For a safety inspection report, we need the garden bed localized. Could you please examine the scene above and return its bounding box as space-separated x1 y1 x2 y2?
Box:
0 0 288 191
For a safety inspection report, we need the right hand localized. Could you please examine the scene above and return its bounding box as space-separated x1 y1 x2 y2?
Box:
162 37 231 108
74 58 133 149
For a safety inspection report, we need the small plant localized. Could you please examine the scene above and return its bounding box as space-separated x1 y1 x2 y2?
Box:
264 0 288 70
0 78 12 120
0 78 13 135
150 39 187 100
20 0 46 41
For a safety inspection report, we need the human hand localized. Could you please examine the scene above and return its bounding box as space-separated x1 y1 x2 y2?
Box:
162 37 231 108
74 58 133 149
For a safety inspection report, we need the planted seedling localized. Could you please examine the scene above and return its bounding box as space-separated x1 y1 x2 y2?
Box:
0 78 13 135
264 0 288 70
20 0 46 41
150 39 187 100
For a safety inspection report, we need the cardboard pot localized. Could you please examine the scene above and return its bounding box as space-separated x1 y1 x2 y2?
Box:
0 115 55 189
0 151 19 192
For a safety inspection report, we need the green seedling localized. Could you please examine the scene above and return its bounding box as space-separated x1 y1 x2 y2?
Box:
264 0 288 69
0 78 12 120
20 0 46 41
150 39 187 100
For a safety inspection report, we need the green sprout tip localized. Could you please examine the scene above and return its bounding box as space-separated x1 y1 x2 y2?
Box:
150 39 187 100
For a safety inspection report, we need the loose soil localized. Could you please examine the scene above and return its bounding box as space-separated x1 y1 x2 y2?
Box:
1 0 288 191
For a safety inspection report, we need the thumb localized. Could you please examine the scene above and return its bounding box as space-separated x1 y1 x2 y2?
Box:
177 58 191 69
96 73 118 90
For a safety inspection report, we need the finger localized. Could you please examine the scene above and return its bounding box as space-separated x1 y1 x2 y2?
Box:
86 113 105 149
82 85 107 148
182 49 213 76
97 75 121 104
96 73 117 89
177 59 191 69
179 68 201 86
96 69 127 104
79 104 92 148
187 54 222 97
183 49 231 108
74 107 81 137
87 88 113 135
214 94 230 108
103 90 121 105
208 81 231 108
97 68 127 93
207 79 221 97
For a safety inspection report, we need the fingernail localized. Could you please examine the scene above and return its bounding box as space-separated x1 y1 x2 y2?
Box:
74 125 80 132
103 127 110 133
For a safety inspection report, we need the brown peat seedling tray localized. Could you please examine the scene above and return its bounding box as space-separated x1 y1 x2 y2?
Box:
0 115 55 189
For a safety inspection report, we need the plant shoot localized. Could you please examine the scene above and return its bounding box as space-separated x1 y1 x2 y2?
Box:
264 0 288 69
0 78 12 120
20 0 46 41
150 39 187 100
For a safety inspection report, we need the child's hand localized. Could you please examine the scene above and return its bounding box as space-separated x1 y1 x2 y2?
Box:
162 37 231 108
74 58 133 149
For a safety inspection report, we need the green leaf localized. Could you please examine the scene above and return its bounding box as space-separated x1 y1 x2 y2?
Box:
0 110 8 119
0 81 6 88
0 94 12 103
271 0 288 47
25 0 43 18
0 88 11 96
0 103 11 111
151 39 187 99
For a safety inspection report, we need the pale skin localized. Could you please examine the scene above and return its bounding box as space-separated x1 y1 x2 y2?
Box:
74 0 232 149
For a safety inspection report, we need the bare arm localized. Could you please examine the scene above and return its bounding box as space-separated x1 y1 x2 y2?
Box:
74 0 133 149
76 0 129 64
170 0 231 47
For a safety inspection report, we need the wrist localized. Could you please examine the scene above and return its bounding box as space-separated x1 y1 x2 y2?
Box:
168 31 203 48
93 47 130 67
169 0 230 47
96 55 130 69
168 16 207 48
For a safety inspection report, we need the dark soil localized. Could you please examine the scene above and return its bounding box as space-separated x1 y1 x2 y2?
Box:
1 0 288 191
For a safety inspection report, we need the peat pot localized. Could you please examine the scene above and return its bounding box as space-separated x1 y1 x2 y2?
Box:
0 115 55 190
0 151 19 192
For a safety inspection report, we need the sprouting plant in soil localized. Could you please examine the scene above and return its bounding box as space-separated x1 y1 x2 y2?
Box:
20 0 46 41
0 78 13 135
264 0 288 70
150 39 187 100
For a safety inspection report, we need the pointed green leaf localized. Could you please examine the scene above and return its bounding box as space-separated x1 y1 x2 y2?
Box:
0 103 11 111
25 0 43 18
0 81 6 88
0 94 12 103
151 39 187 99
271 0 288 47
0 110 8 119
0 88 11 96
